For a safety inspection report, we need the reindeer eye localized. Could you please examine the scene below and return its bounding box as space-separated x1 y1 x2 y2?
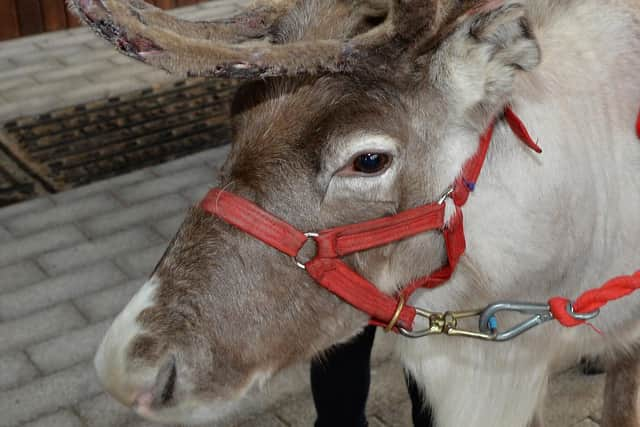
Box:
352 153 391 174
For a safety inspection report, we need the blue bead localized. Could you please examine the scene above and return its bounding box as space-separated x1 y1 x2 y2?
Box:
488 316 498 331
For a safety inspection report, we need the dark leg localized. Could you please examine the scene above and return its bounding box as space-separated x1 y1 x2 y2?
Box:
601 349 640 427
405 371 435 427
579 356 605 376
311 325 377 427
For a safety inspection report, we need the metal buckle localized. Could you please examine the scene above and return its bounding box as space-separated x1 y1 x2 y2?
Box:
384 295 406 332
437 187 454 205
294 232 319 270
565 301 599 321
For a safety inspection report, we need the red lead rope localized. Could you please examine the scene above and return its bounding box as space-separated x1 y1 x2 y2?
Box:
550 110 640 327
549 271 640 327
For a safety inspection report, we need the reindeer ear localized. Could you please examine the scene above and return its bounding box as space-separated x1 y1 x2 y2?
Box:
428 3 540 127
469 3 540 71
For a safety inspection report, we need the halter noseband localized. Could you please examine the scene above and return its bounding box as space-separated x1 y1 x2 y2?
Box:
200 113 499 333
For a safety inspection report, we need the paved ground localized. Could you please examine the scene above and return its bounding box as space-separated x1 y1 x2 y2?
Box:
0 2 606 426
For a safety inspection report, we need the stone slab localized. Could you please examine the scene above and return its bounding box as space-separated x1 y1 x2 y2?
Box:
0 261 47 294
5 193 122 236
27 320 111 374
0 262 127 320
80 194 189 238
0 352 39 392
21 410 84 427
0 225 86 269
37 227 163 275
0 303 86 354
74 279 143 322
0 362 101 427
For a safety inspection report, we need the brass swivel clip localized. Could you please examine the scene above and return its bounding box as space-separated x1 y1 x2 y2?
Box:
398 307 496 340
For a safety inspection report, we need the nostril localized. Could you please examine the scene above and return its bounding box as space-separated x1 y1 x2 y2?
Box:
160 359 177 404
152 356 177 406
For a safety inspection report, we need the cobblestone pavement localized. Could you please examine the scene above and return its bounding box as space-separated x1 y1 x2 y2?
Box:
0 2 606 426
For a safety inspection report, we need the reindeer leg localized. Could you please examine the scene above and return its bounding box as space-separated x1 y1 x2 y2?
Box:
601 350 640 427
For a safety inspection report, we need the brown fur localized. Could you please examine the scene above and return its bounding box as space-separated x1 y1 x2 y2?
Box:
68 0 478 78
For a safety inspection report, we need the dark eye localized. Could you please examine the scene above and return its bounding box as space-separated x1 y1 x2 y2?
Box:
352 153 391 174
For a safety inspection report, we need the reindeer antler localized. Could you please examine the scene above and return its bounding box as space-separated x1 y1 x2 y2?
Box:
69 0 463 79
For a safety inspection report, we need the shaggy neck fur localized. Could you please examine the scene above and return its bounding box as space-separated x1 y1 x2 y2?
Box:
396 1 640 426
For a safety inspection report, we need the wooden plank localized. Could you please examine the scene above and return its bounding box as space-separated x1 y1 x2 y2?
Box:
176 0 199 7
0 0 21 41
41 0 68 32
16 0 44 36
157 0 175 9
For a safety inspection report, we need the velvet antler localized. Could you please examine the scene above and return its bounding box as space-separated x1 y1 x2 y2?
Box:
69 0 467 79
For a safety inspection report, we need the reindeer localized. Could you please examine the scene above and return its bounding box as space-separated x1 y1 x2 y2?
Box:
69 0 640 425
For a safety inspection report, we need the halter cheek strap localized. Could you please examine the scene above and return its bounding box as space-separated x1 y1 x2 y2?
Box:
201 115 498 332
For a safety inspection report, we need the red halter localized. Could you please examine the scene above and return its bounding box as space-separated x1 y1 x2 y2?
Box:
200 108 640 335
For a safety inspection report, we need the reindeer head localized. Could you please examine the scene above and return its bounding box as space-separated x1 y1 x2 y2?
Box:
72 0 541 423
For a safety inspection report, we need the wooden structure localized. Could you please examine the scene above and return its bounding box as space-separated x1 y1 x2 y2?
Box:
0 0 204 41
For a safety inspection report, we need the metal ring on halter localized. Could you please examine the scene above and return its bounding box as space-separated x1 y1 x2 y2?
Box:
565 302 600 321
384 295 406 332
437 187 454 205
294 232 319 269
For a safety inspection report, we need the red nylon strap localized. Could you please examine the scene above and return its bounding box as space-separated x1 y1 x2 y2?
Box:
548 271 640 327
200 188 441 330
505 107 543 153
400 208 465 295
636 109 640 139
200 189 308 257
314 203 445 258
199 109 538 332
306 258 417 330
452 121 495 206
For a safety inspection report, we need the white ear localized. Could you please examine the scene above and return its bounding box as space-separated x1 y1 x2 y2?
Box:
431 3 541 128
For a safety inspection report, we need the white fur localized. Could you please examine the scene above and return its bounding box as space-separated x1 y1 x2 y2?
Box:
95 277 159 406
96 276 275 425
395 1 640 426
